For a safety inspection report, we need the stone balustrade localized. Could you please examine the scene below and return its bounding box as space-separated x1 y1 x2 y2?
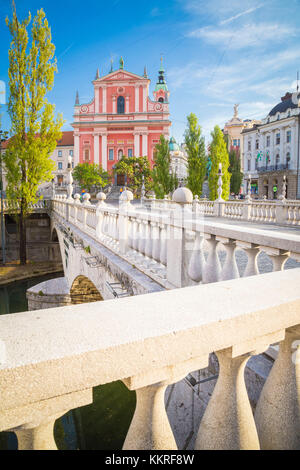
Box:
1 268 300 450
51 192 300 290
0 199 50 213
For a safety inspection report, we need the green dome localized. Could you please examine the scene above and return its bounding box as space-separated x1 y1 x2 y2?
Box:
169 137 180 152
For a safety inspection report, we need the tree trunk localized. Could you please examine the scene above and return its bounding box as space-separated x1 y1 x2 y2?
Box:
19 199 27 265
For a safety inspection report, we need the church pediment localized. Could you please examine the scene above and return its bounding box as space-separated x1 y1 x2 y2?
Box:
96 69 147 83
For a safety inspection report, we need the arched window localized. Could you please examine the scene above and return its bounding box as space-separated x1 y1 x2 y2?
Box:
158 97 164 103
118 149 123 160
117 96 125 114
84 149 89 162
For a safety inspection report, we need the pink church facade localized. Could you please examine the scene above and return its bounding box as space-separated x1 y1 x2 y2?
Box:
72 60 171 179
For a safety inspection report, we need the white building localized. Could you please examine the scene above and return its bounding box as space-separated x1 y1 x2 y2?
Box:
169 137 188 184
242 92 300 199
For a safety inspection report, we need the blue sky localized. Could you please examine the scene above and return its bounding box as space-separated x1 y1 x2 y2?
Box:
0 0 300 144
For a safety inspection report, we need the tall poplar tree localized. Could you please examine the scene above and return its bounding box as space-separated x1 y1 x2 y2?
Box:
152 135 178 199
229 148 243 195
208 126 231 201
185 113 207 196
4 5 63 264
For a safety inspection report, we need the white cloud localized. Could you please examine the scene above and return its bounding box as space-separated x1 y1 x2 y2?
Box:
188 23 294 49
220 5 264 25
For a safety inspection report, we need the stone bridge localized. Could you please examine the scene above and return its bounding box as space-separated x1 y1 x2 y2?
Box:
1 188 300 450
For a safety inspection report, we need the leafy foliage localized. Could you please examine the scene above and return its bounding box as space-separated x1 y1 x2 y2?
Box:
114 156 152 195
229 148 243 195
208 126 231 201
72 163 109 192
185 113 207 196
152 135 178 199
4 6 64 263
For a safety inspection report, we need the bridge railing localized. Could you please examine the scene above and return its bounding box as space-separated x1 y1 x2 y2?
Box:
52 191 300 289
145 195 300 226
0 267 300 450
0 199 50 213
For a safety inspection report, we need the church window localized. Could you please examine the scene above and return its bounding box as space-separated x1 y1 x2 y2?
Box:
117 96 125 114
118 149 124 160
109 149 114 161
158 97 164 103
84 149 90 162
128 148 133 157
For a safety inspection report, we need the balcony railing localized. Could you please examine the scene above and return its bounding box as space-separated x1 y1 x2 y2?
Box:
257 163 290 173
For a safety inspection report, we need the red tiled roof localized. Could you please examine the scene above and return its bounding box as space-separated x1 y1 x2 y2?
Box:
1 131 74 149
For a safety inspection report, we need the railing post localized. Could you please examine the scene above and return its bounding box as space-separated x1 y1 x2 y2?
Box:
82 193 91 230
166 188 193 288
73 193 81 224
255 326 300 449
188 231 205 283
119 190 133 254
262 247 290 271
218 237 239 281
237 242 260 277
96 192 106 239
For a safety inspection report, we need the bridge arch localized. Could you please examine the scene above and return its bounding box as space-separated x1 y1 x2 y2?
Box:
51 227 59 242
70 275 103 304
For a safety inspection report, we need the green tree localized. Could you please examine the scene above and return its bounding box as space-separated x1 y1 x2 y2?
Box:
229 148 243 195
114 156 152 195
73 163 109 193
185 113 207 196
208 126 231 200
152 135 178 199
4 6 63 264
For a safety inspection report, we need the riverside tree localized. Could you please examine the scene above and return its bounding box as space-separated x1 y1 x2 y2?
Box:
114 156 152 195
4 5 63 264
152 134 177 199
229 148 243 195
73 163 109 193
208 126 231 200
184 113 207 197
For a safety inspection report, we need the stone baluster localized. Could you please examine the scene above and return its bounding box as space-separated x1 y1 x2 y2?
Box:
237 242 260 277
73 194 81 224
263 247 290 271
123 357 207 450
152 222 161 263
95 192 106 239
202 235 221 284
144 221 153 260
82 193 91 230
196 330 284 450
159 223 167 266
218 237 239 281
255 326 300 449
188 231 205 283
7 390 92 450
132 218 140 251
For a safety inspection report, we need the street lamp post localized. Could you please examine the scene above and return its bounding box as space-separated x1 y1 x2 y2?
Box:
0 129 8 265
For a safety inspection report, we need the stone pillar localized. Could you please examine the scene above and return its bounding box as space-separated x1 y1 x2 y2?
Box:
112 96 116 114
187 232 205 283
218 238 239 281
202 235 221 284
255 326 300 449
96 192 106 239
125 96 130 113
195 348 260 450
143 86 147 112
123 357 207 450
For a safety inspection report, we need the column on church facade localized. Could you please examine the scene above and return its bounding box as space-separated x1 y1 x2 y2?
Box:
101 133 108 171
134 133 140 157
142 133 148 157
135 86 139 113
279 125 284 165
125 96 130 114
143 86 147 112
95 88 99 114
74 133 80 166
112 96 116 114
93 133 100 165
102 86 107 113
